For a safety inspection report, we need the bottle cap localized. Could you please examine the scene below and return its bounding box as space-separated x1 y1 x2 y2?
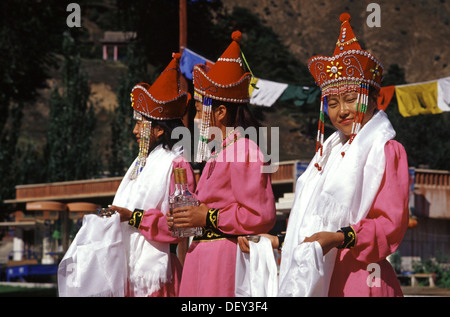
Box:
174 168 180 184
178 168 188 184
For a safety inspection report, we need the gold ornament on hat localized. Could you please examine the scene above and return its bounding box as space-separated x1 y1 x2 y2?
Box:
327 61 343 79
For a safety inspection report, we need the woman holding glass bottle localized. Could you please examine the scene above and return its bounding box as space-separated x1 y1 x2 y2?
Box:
169 31 276 297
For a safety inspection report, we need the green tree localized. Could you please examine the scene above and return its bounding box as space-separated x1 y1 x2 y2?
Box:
46 32 99 182
0 0 65 217
212 6 313 86
0 102 24 213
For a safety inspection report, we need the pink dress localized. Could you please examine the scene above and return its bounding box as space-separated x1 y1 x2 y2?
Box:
137 158 196 297
179 136 277 297
328 140 409 297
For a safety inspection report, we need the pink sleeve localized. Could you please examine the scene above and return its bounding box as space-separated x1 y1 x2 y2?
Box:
138 157 196 243
350 140 410 263
218 142 277 235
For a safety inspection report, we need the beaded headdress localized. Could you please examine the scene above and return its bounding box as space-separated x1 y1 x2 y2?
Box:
193 30 252 162
129 53 191 179
308 13 384 170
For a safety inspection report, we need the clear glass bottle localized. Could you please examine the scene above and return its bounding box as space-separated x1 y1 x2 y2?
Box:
169 168 203 237
169 168 181 237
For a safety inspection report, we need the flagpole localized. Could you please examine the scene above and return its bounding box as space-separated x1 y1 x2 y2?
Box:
179 0 187 54
179 0 189 129
178 0 189 265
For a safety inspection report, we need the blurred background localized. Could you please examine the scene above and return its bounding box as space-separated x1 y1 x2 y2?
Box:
0 0 449 296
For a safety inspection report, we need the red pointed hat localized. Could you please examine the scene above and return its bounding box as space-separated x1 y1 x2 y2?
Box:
308 13 384 96
193 31 252 103
131 53 191 120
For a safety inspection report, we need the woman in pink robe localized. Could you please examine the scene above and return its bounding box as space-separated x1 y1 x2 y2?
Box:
327 140 409 296
299 13 410 297
241 137 409 297
239 13 409 297
169 30 277 297
176 133 276 297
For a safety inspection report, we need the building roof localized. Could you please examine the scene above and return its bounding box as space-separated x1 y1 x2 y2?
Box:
100 31 136 44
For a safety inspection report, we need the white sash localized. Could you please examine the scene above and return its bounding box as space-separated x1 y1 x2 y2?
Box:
58 145 180 297
113 145 181 296
58 213 127 297
278 111 396 296
235 237 278 297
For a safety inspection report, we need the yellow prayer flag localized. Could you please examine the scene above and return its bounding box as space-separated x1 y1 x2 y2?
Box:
249 77 259 97
395 81 443 117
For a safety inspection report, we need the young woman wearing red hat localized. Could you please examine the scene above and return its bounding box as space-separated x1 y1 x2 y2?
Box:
109 53 196 297
59 53 195 297
169 31 277 297
240 13 409 297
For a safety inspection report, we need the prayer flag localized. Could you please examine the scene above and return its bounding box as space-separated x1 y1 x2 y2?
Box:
250 78 288 107
180 48 213 80
395 81 442 117
248 77 259 97
377 86 395 111
280 85 320 107
437 76 450 112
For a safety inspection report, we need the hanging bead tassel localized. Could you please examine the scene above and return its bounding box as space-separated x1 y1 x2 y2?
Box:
349 83 368 144
315 96 326 170
196 97 212 162
130 120 152 180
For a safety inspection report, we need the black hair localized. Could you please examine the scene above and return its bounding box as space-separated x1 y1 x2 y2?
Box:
210 99 261 131
147 118 185 153
368 86 380 113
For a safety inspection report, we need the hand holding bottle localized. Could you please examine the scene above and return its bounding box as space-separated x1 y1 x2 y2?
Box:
168 168 203 237
171 203 209 229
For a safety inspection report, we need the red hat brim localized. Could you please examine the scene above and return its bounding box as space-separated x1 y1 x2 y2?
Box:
131 53 190 119
193 64 251 103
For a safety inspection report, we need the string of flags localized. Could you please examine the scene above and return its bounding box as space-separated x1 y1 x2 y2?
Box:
180 48 320 108
180 48 450 116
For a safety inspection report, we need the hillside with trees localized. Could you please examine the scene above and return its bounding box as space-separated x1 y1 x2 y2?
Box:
1 0 449 218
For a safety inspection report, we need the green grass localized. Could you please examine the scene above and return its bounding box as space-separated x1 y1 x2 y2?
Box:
0 284 57 297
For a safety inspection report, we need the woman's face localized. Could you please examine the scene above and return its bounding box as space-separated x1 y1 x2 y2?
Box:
194 100 222 128
194 99 227 142
327 91 377 139
133 120 147 144
133 119 163 147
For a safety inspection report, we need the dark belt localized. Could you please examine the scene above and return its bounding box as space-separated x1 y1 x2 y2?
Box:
169 244 178 254
193 227 236 242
